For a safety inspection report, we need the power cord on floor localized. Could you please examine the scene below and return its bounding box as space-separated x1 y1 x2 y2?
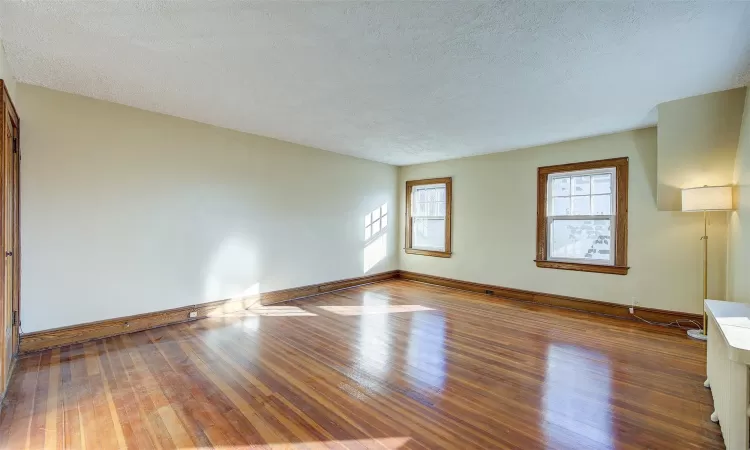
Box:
631 313 703 331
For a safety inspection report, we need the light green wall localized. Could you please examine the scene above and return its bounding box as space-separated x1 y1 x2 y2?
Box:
400 128 726 314
728 88 750 303
17 84 399 332
657 87 746 211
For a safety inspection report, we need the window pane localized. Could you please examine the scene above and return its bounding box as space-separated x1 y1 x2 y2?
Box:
381 203 388 215
412 185 446 217
372 218 381 234
365 225 372 240
365 212 372 226
592 194 612 215
592 174 612 194
552 197 571 215
381 214 388 229
572 176 590 195
551 177 570 196
413 203 445 216
571 196 591 215
550 219 612 262
412 218 445 251
372 207 380 220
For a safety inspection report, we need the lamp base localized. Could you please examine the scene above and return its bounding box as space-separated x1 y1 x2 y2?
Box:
687 329 708 341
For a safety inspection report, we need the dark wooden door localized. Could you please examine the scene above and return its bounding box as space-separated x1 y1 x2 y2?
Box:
0 81 19 392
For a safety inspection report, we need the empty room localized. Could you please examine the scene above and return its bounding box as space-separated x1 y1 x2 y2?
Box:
1 1 750 449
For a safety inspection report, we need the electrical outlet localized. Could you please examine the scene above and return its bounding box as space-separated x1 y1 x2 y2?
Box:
629 307 634 314
189 311 198 318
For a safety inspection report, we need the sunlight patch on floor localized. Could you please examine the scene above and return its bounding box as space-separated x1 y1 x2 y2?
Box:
181 436 411 449
220 306 317 317
318 304 433 316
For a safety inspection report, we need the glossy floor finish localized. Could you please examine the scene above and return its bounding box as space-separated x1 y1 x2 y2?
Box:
0 280 721 449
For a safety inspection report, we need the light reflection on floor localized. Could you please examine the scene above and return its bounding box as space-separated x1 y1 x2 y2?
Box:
357 292 392 387
318 304 433 316
543 344 614 449
224 305 317 334
214 293 444 408
407 312 447 394
220 306 317 317
181 436 411 449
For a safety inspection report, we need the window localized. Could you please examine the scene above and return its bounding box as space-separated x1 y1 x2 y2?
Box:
405 178 452 258
536 158 628 275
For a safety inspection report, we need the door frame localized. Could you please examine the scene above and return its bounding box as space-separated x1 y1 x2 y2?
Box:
6 85 19 356
0 79 20 394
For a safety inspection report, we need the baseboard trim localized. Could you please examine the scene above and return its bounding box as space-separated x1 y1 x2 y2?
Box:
20 268 700 354
398 271 702 325
19 270 399 354
0 356 17 414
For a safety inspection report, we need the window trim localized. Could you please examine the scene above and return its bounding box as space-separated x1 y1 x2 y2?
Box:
536 157 629 275
405 177 452 258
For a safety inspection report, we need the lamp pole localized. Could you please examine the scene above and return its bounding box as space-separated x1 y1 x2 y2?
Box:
702 210 708 335
682 185 733 341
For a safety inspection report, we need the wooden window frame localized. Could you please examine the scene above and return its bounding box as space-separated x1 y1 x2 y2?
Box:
405 177 452 258
536 157 629 275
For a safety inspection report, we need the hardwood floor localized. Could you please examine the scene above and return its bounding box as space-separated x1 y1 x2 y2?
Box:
0 279 721 449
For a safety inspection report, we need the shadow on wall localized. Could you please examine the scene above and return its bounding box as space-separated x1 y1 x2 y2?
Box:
634 128 658 206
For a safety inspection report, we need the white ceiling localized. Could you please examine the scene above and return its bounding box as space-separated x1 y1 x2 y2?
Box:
1 1 750 165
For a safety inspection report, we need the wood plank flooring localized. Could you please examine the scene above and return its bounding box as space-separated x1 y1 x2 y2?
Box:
0 279 722 449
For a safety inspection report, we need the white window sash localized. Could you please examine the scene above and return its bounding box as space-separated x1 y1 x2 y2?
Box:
546 166 617 266
411 215 446 220
413 183 446 191
411 185 446 217
547 215 615 265
547 167 616 216
410 217 446 251
409 182 448 251
411 244 446 251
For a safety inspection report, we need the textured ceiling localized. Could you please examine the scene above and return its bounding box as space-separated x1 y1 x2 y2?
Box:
1 1 750 165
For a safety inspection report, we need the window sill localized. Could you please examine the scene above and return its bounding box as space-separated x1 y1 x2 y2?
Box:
405 248 452 258
534 260 629 275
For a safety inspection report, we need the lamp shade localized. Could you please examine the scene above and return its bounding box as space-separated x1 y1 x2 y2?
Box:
681 186 733 211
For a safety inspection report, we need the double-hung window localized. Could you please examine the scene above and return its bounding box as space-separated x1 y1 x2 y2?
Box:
405 178 452 258
536 158 628 275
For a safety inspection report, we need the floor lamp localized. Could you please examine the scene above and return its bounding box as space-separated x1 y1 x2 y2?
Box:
682 185 733 341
